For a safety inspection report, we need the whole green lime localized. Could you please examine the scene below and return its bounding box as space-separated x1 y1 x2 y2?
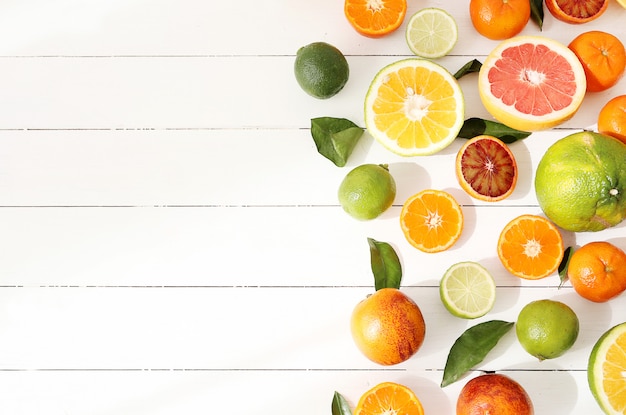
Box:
516 299 579 361
294 42 349 99
338 164 396 221
535 131 626 232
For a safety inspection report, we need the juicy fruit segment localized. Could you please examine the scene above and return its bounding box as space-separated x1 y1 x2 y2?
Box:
535 131 626 232
568 31 626 93
439 261 496 319
338 164 396 221
516 299 579 360
294 42 349 99
456 373 534 415
344 0 407 38
568 241 626 303
469 0 531 41
355 382 424 415
365 58 465 156
350 288 426 366
588 322 626 415
545 0 608 24
478 36 586 131
455 135 518 202
405 8 458 58
400 189 464 253
598 95 626 144
497 215 564 280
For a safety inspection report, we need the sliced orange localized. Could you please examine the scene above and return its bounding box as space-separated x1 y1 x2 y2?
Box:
344 0 407 38
354 382 424 415
545 0 608 24
455 135 518 202
497 214 564 280
365 58 465 156
478 36 586 131
400 189 464 253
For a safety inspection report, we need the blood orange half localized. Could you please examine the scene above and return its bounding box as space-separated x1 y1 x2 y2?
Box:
478 36 586 132
545 0 608 24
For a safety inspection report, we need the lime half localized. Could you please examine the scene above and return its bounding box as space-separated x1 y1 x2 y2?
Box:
588 322 626 414
439 261 496 319
405 8 458 58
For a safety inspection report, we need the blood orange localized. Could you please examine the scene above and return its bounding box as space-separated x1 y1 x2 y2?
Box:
545 0 608 24
478 36 586 131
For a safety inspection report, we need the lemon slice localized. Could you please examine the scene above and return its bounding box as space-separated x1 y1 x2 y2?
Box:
405 8 458 58
440 261 496 319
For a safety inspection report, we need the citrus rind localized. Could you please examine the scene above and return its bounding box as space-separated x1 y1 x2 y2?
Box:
440 261 496 319
405 8 458 58
588 322 626 415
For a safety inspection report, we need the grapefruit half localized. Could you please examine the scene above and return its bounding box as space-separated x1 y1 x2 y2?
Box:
478 36 586 132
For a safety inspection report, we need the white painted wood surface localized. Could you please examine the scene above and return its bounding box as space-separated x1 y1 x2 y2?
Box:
0 0 625 413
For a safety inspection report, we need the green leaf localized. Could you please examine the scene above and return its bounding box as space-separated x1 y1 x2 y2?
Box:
530 0 544 30
457 117 532 143
311 117 364 167
332 391 353 415
454 59 482 80
558 246 575 288
441 320 514 387
368 237 402 290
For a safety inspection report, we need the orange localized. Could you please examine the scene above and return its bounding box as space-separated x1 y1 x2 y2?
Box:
497 214 564 280
457 374 534 415
478 36 587 131
545 0 608 24
567 241 626 303
350 288 425 366
400 189 464 253
455 135 518 202
469 0 530 40
355 382 424 415
344 0 407 38
588 322 626 415
568 31 626 93
598 95 626 144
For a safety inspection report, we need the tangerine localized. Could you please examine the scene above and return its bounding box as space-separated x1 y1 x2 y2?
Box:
598 95 626 144
545 0 608 24
469 0 530 41
568 31 626 93
355 382 424 415
344 0 407 38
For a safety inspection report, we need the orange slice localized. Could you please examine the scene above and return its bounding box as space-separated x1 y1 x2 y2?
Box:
354 382 424 415
365 58 465 156
545 0 608 24
478 36 586 131
455 135 518 202
344 0 407 38
400 189 464 253
497 214 564 280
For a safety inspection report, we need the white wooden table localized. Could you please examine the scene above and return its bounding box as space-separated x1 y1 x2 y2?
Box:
0 1 624 413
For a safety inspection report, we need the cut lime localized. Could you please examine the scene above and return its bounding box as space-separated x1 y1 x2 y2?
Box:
405 8 458 58
440 261 496 319
588 322 626 414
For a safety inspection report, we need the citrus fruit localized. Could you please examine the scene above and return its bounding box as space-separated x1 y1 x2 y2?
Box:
588 322 626 415
405 8 458 58
568 31 626 93
294 42 349 99
618 0 626 8
364 58 465 156
478 36 587 131
355 382 424 415
350 288 426 366
516 299 579 361
545 0 608 24
535 131 626 232
598 95 626 144
439 261 496 319
457 373 534 415
469 0 531 41
338 164 396 221
497 214 564 280
400 189 464 253
567 241 626 303
455 135 518 202
344 0 407 38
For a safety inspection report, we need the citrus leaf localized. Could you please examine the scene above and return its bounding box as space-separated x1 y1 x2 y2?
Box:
530 0 544 30
454 59 482 79
457 117 531 143
311 117 364 167
558 246 575 288
332 391 353 415
368 237 402 290
441 320 514 387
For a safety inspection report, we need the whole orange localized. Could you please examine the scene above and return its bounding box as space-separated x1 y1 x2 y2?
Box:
567 241 626 303
569 31 626 92
469 0 530 40
350 288 425 366
457 373 534 415
598 95 626 144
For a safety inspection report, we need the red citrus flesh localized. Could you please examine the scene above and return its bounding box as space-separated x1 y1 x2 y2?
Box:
545 0 608 24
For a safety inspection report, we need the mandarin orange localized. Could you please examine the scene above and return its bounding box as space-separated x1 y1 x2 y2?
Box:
569 31 626 93
469 0 530 40
344 0 407 38
355 382 424 415
598 95 626 144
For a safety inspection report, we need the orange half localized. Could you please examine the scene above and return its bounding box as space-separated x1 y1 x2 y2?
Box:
344 0 407 38
355 382 424 415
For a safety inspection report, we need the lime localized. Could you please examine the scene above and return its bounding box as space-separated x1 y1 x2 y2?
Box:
439 261 496 319
338 164 396 221
294 42 349 99
588 322 626 414
516 299 579 361
405 8 458 58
